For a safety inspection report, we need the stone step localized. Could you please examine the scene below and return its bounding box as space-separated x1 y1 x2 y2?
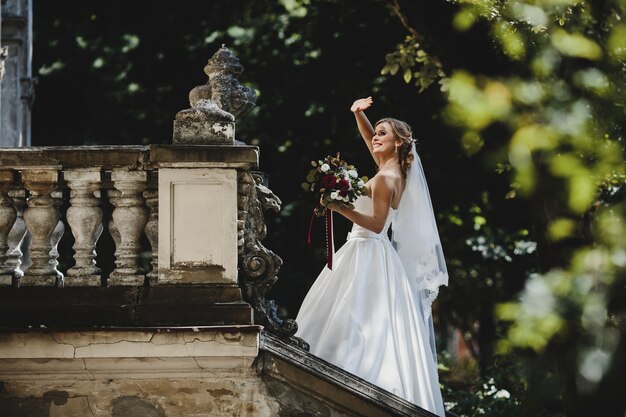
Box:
259 331 458 417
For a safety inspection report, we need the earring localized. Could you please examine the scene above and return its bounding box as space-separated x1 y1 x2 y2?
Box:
395 146 398 154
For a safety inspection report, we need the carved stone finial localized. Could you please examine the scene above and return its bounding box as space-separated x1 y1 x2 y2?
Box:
173 46 257 145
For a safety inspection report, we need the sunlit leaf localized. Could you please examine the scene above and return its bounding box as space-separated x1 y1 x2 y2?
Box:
607 23 626 62
494 21 526 60
121 34 140 53
573 68 610 95
548 218 576 240
461 131 484 155
568 172 595 213
549 153 583 177
453 9 477 31
509 2 548 27
511 125 559 152
552 29 602 60
403 68 412 83
279 0 309 17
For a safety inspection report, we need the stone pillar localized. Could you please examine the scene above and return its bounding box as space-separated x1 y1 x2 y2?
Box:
143 171 158 286
0 169 17 285
64 169 103 286
108 169 148 286
21 169 61 286
163 47 257 283
0 0 34 147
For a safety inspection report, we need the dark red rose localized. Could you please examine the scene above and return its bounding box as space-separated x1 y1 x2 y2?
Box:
337 178 350 191
339 189 348 197
321 175 336 188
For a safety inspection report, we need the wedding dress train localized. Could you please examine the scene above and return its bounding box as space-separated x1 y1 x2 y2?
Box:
295 195 445 416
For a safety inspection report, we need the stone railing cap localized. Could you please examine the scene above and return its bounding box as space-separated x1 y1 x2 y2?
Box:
0 144 259 170
150 144 258 169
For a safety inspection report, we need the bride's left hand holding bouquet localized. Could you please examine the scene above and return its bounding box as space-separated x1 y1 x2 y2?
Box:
302 153 368 268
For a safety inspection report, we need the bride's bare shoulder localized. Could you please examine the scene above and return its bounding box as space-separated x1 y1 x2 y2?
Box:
370 170 403 194
372 169 402 184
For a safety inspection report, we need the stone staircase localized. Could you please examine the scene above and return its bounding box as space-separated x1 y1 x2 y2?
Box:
259 331 457 417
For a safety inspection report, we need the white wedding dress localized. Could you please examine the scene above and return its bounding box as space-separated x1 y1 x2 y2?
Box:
295 195 445 416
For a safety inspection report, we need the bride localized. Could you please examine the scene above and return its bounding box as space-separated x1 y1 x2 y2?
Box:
295 97 448 416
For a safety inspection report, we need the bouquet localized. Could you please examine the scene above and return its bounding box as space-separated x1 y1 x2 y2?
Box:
303 153 368 269
302 153 368 216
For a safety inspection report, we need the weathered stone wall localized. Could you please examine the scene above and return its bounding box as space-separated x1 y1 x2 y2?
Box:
0 329 354 417
5 373 365 417
1 378 274 417
0 374 354 417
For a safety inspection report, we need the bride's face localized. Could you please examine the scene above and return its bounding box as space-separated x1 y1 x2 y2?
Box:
372 122 400 155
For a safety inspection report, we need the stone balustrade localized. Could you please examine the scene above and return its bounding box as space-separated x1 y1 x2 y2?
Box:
0 144 258 288
0 46 306 348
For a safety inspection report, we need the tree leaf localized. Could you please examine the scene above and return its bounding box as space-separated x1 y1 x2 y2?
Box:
403 68 412 83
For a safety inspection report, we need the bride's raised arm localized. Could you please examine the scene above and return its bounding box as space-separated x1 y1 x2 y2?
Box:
350 97 378 166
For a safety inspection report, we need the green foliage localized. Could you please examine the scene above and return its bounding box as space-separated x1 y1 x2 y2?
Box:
440 353 528 417
383 0 625 414
381 36 446 92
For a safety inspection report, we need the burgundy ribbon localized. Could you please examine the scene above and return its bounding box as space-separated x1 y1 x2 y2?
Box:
326 210 334 270
307 206 334 270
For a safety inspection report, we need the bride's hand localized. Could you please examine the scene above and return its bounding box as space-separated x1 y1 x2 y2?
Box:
350 97 373 113
320 196 342 212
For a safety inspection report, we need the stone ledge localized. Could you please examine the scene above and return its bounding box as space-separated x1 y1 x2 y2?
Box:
0 327 260 359
0 145 146 168
0 144 259 169
259 331 455 417
150 144 259 168
0 286 253 328
0 326 262 380
0 357 258 380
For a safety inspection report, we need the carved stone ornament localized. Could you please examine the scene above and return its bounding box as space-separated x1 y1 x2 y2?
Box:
20 76 37 110
173 45 257 145
238 171 309 351
0 46 8 81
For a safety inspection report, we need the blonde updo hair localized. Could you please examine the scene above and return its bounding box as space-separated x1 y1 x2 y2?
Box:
375 117 415 179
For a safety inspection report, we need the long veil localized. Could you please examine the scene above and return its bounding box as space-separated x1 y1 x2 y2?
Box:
391 143 448 359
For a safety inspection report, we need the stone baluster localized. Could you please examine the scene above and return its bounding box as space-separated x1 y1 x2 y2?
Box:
65 169 103 286
108 169 148 286
143 171 158 286
48 190 65 285
6 188 28 282
0 170 18 285
108 189 121 250
21 169 62 286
